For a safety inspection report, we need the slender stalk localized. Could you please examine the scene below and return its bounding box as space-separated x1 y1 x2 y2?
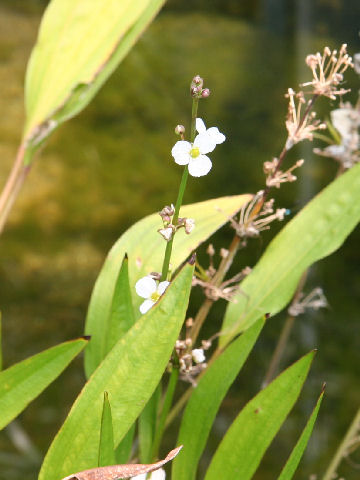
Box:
160 97 199 281
322 408 360 480
261 271 307 388
151 368 179 460
190 235 241 344
0 144 29 234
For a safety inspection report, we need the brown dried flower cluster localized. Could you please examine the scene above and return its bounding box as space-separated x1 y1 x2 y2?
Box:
230 193 288 240
285 88 326 149
301 44 353 100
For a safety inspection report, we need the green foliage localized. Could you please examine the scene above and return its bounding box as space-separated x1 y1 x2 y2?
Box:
39 262 194 480
114 423 136 464
23 0 166 162
98 392 116 467
204 351 315 480
139 386 161 463
277 387 325 480
84 194 251 376
220 163 360 347
0 338 88 430
173 317 265 480
86 254 135 377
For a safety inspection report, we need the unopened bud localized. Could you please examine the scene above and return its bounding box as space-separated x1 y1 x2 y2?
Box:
207 243 215 256
192 75 203 87
184 218 195 234
201 88 210 98
175 124 185 136
191 86 201 97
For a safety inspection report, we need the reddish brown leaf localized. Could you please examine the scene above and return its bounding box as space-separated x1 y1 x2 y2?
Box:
61 446 183 480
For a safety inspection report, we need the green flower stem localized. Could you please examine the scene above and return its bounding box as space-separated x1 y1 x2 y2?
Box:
322 407 360 480
160 96 199 281
151 367 179 460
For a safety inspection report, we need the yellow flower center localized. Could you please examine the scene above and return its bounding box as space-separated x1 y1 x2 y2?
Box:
150 291 161 302
190 147 200 158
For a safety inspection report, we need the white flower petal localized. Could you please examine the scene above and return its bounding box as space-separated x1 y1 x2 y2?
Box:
150 468 166 480
196 117 206 134
135 276 157 299
192 348 206 363
139 299 155 314
207 127 226 144
174 152 191 166
194 133 216 154
171 141 191 166
188 155 212 177
158 281 170 295
132 474 147 480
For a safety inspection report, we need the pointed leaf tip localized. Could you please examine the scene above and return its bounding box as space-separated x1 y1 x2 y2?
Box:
188 253 196 265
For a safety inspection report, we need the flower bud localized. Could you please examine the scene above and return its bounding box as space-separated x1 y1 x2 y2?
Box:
175 124 185 136
201 88 210 98
192 75 203 87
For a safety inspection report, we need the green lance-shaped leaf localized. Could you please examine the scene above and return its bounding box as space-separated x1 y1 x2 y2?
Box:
204 350 315 480
85 194 251 377
277 386 325 480
220 163 360 347
98 392 116 468
115 424 135 464
23 0 166 162
172 317 265 480
86 254 135 378
0 338 88 430
39 262 194 480
139 385 161 463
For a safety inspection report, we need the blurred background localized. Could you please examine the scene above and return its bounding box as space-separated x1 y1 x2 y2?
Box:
0 0 359 478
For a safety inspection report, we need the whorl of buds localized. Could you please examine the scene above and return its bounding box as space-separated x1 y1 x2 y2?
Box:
190 75 210 99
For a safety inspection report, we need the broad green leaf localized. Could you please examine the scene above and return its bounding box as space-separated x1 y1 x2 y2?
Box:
86 254 135 377
139 385 161 463
98 392 116 467
23 0 166 160
85 194 251 376
0 338 88 430
115 423 135 464
172 317 265 480
204 351 315 480
39 262 194 480
220 164 360 347
277 387 325 480
0 312 2 371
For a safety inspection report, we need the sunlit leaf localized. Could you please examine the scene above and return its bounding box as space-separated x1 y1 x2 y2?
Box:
23 0 166 162
98 392 116 467
40 262 194 480
204 351 315 480
60 446 182 480
220 164 360 347
0 338 88 430
85 194 251 376
277 386 325 480
86 254 135 377
172 317 265 480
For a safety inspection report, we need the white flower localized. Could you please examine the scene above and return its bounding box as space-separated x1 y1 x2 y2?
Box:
196 118 226 148
132 468 166 480
135 276 170 314
192 348 206 364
